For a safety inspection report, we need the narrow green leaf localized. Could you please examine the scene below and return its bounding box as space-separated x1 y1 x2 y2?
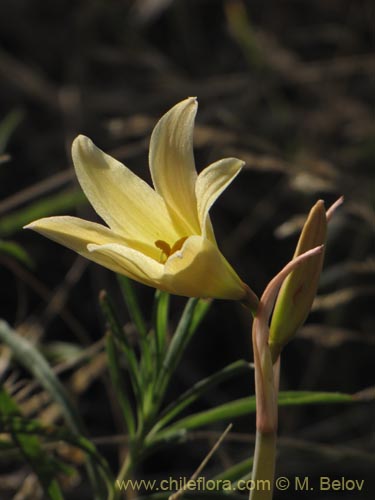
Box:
139 333 157 421
226 0 264 69
0 189 86 237
99 290 141 401
117 275 154 407
0 239 34 267
0 437 75 472
279 391 355 405
0 320 113 500
150 360 252 435
0 321 83 432
213 457 253 483
156 298 204 401
188 298 212 336
0 415 112 482
153 290 170 370
0 387 65 500
41 341 84 365
0 109 24 154
159 391 354 435
117 275 147 339
105 332 136 436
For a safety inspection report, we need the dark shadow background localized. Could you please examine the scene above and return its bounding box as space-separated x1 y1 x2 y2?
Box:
0 0 374 498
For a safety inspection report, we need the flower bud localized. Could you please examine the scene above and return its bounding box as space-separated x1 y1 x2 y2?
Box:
269 200 327 363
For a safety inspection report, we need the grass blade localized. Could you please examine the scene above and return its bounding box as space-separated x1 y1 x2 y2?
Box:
0 414 112 483
117 275 147 339
0 189 86 237
150 360 252 435
105 332 136 436
156 298 210 402
99 290 141 402
0 109 24 154
157 391 355 436
152 290 170 370
0 321 83 432
0 239 34 267
0 320 113 500
213 457 253 483
0 387 66 500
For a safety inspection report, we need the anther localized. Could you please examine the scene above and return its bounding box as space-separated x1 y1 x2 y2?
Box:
155 237 188 263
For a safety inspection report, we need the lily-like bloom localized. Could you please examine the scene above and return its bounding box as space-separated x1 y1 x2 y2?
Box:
25 98 254 302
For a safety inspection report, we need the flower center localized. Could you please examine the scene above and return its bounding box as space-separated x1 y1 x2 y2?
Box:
155 236 188 263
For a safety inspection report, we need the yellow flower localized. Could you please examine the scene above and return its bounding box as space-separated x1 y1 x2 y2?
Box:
25 98 251 301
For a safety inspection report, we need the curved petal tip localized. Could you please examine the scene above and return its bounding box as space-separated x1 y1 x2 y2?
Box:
72 135 99 165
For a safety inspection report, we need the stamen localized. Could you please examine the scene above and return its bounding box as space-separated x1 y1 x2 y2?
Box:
170 236 188 254
155 240 171 264
155 240 171 255
155 237 189 263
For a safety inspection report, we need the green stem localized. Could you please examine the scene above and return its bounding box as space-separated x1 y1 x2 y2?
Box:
115 428 146 497
115 451 133 498
247 295 280 500
249 430 277 500
154 298 199 407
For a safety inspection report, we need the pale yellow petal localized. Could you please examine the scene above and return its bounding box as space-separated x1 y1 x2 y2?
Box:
195 158 244 239
149 98 200 233
24 216 140 278
72 135 179 245
25 216 124 250
87 243 164 288
24 215 160 260
161 235 247 299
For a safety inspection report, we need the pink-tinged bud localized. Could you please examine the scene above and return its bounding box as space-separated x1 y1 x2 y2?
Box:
269 200 327 363
252 245 324 432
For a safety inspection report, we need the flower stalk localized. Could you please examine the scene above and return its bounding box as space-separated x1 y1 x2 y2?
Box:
249 246 324 500
249 197 342 499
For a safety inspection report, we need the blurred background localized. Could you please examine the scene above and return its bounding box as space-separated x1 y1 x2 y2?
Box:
0 0 374 498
